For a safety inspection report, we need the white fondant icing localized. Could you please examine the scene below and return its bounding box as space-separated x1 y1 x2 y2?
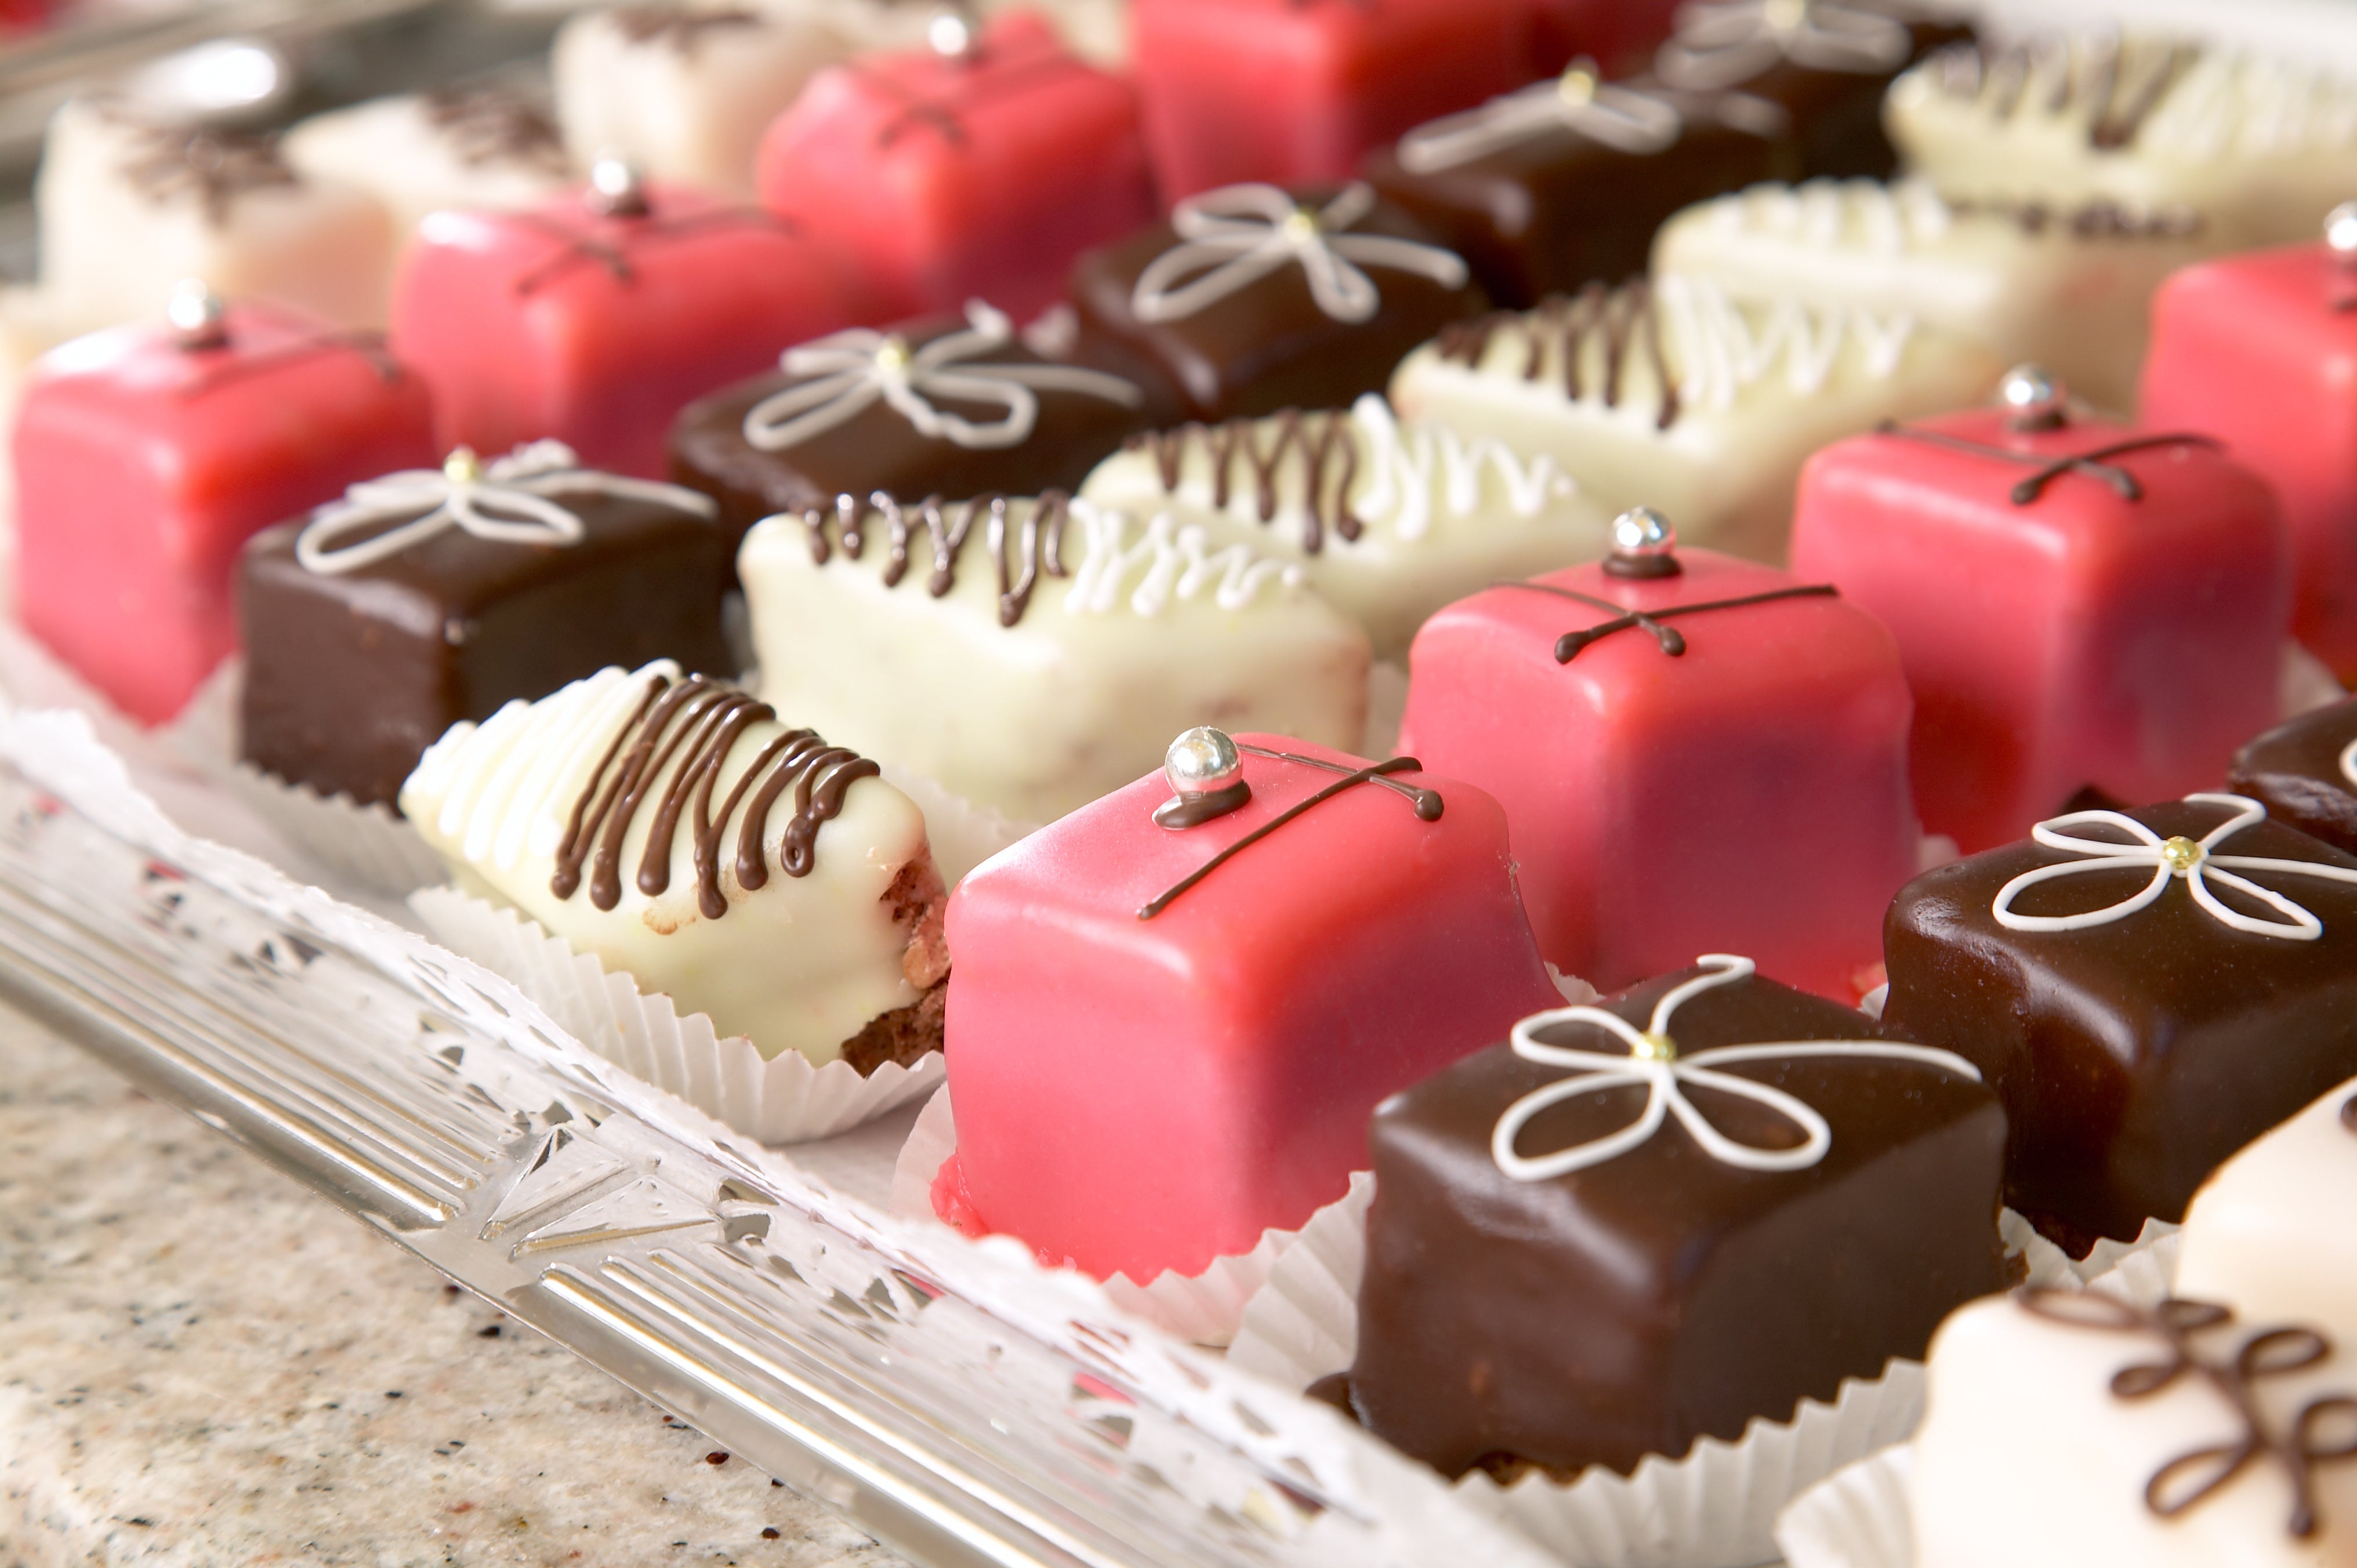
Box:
282 91 572 241
1129 183 1469 326
2178 1080 2357 1348
1396 66 1681 173
1656 0 1913 93
1991 793 2357 941
1491 954 1981 1181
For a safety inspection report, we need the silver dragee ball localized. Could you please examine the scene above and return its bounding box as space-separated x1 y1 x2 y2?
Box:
588 154 648 216
1611 506 1677 560
1165 727 1243 796
1999 363 2064 418
2329 202 2357 256
166 277 228 349
927 7 978 57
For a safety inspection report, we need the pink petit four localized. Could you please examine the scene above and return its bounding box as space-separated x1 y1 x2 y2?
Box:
387 161 854 480
1131 0 1535 201
2139 210 2357 682
753 11 1154 324
1792 366 2292 855
937 727 1559 1283
13 286 436 724
1397 511 1919 1000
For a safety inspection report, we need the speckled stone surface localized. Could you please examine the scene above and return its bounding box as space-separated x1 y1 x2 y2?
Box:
0 1008 913 1568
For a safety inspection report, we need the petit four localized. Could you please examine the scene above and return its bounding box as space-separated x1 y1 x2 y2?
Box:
1077 393 1605 659
1397 514 1918 999
1882 793 2357 1255
1129 0 1533 199
1655 177 2209 414
1364 63 1779 309
670 299 1166 556
401 660 947 1070
240 442 734 810
2140 209 2357 680
13 286 436 724
1069 181 1486 423
1913 1289 2357 1567
553 3 841 202
1348 954 2004 1478
284 87 575 239
934 727 1561 1280
388 160 854 480
1388 274 2004 565
37 97 395 332
1790 367 2291 853
755 10 1155 322
2229 698 2357 858
738 494 1370 822
2177 1079 2357 1345
1887 35 2357 251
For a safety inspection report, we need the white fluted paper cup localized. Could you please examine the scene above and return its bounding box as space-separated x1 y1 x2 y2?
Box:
1774 1445 1916 1568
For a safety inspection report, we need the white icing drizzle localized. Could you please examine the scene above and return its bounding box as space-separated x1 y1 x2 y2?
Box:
1991 793 2357 942
1129 183 1470 327
1658 275 1916 406
1489 954 1982 1182
294 441 715 576
2134 50 2357 159
1349 397 1573 541
1703 177 1956 255
2341 736 2357 792
741 300 1144 453
1656 0 1912 94
1061 504 1303 618
1396 63 1682 173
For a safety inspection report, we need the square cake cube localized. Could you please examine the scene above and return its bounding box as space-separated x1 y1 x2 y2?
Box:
1348 956 2006 1478
387 170 855 480
2229 697 2357 857
283 88 575 239
1789 380 2291 854
12 295 437 724
1397 532 1920 999
754 12 1156 323
2177 1077 2357 1344
1883 793 2357 1254
938 730 1561 1280
238 442 735 810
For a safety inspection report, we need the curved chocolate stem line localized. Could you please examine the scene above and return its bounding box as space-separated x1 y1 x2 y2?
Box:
174 331 401 398
1138 754 1439 920
1874 421 2222 504
509 207 802 296
1492 579 1838 662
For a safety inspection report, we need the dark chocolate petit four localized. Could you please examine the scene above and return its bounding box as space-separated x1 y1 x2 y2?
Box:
1068 181 1487 423
239 441 733 810
2229 699 2357 859
1347 954 2005 1479
1883 793 2357 1257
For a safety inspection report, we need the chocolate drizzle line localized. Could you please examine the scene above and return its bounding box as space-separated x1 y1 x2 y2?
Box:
1873 421 2223 504
1948 195 2202 241
2015 1288 2357 1538
422 86 571 175
508 205 800 296
856 39 1093 148
1927 39 2196 150
611 3 760 46
1437 281 1680 431
550 673 878 920
117 120 300 225
1138 746 1444 920
2343 1091 2357 1134
1495 579 1840 663
800 491 1071 627
172 329 402 400
1123 411 1362 555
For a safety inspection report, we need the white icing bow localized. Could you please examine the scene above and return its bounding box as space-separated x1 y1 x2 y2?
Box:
1397 61 1682 173
1490 954 1980 1181
1130 183 1470 327
295 441 715 576
1991 793 2357 942
1656 0 1913 93
741 300 1143 453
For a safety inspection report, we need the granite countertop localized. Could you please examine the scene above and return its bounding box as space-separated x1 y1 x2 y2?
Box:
0 1006 913 1568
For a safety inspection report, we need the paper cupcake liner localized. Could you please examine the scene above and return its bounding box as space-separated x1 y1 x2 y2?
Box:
887 1085 1361 1347
212 761 448 896
1772 1445 1916 1568
409 885 942 1145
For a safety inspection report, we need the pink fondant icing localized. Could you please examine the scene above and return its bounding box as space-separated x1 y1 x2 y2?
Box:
940 734 1556 1283
1790 407 2291 854
1132 0 1535 200
753 13 1155 324
387 180 854 480
1398 548 1919 1000
2141 241 2357 683
12 304 436 725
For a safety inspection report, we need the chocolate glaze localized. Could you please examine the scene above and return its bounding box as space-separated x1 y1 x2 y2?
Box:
1874 420 2223 505
1883 799 2357 1255
113 114 300 224
422 86 571 175
1153 781 1253 830
2228 698 2357 857
1497 577 1840 662
1347 962 2008 1479
551 673 878 919
1123 409 1364 554
800 491 1072 627
611 3 760 46
238 486 733 811
1924 38 2196 150
2015 1289 2357 1537
1068 185 1486 423
1437 281 1681 430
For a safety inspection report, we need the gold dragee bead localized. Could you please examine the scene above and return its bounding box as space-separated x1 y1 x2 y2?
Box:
443 447 484 484
1281 206 1322 244
2161 836 2204 873
873 336 913 372
1633 1030 1678 1062
1763 0 1809 31
1558 66 1598 108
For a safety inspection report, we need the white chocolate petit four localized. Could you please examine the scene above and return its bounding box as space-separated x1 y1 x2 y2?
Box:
1076 394 1606 660
1888 36 2357 250
553 3 848 201
738 493 1371 822
401 660 947 1069
1653 177 2214 413
2177 1080 2357 1346
1387 275 2004 564
282 88 574 240
36 97 396 331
